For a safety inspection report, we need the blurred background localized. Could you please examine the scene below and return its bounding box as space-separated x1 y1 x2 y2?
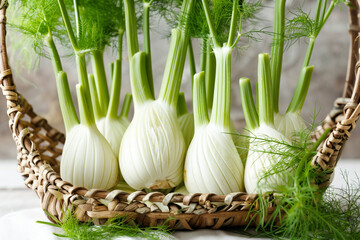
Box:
0 0 357 160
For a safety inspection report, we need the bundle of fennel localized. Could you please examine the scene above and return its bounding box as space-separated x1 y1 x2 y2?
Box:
7 0 358 237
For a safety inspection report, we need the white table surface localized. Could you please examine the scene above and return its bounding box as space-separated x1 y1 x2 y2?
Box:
0 159 359 240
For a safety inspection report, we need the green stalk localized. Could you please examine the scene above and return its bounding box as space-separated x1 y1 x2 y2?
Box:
258 53 274 126
239 78 259 131
188 38 196 86
205 40 216 111
56 71 79 132
110 62 115 83
73 0 81 38
286 66 314 113
201 0 220 48
159 0 193 105
314 0 323 27
227 0 239 47
76 84 95 127
200 38 207 71
91 50 110 113
193 71 209 127
57 0 79 51
177 92 189 117
270 0 286 113
107 59 122 119
120 93 132 118
45 34 63 74
302 37 315 68
75 54 90 97
88 74 103 120
130 52 154 105
124 0 139 58
319 2 336 31
158 29 189 106
143 1 155 98
118 30 124 60
210 47 232 130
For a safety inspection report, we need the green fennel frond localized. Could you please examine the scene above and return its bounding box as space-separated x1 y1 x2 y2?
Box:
37 209 174 240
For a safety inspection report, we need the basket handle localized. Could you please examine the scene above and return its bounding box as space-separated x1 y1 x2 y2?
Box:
344 0 360 98
312 56 360 189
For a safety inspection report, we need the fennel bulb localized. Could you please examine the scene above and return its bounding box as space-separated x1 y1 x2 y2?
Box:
177 92 194 148
119 17 192 190
119 98 185 190
88 59 132 156
58 72 119 189
240 54 293 194
184 52 244 195
274 112 306 139
244 125 292 193
185 121 245 194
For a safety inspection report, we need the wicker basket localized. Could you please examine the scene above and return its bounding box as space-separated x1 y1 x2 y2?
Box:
2 0 360 230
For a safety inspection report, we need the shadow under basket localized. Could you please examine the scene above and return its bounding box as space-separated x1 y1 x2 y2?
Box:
2 1 360 231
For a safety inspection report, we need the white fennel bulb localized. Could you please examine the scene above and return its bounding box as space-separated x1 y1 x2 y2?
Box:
96 116 130 155
88 60 132 155
184 47 245 195
57 72 119 189
244 125 292 194
120 99 185 190
185 123 244 194
61 124 119 189
178 113 194 148
119 28 189 190
239 54 293 194
177 93 194 148
274 112 306 139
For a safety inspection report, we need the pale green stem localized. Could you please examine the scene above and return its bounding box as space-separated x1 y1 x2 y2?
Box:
124 0 139 58
118 30 124 60
205 41 216 111
319 2 335 31
239 78 259 131
73 0 81 39
201 0 220 48
188 38 196 87
270 0 286 113
177 92 189 117
159 29 189 106
88 74 103 120
76 84 95 127
200 38 207 71
91 50 110 114
120 93 132 118
75 54 90 97
286 66 314 114
143 2 155 98
210 47 232 130
302 37 315 68
56 71 79 132
57 0 79 51
107 59 122 119
314 0 323 27
130 52 154 105
44 34 62 74
258 53 274 126
227 0 239 47
193 71 209 127
110 62 115 83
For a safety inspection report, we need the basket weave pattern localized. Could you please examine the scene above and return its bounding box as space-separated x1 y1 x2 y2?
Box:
1 0 360 230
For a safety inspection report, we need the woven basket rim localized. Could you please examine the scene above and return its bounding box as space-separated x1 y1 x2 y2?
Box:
2 0 360 229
